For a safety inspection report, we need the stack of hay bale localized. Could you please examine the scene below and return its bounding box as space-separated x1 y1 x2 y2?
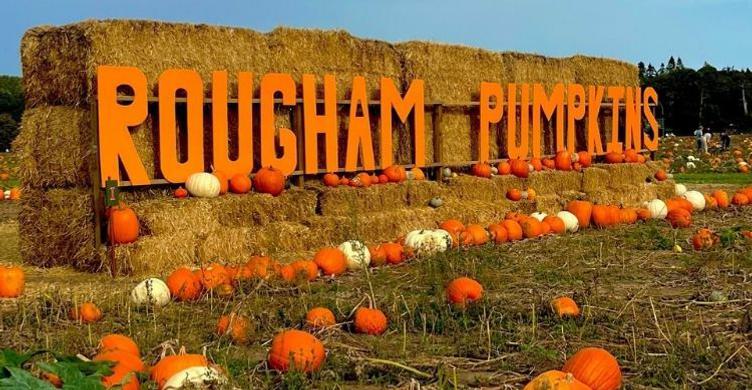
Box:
15 20 671 275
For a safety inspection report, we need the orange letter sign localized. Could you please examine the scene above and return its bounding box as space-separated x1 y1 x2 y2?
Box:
345 76 376 171
624 87 642 151
479 82 503 162
533 83 564 156
565 84 585 154
587 86 605 155
303 74 338 173
212 71 253 177
643 87 660 150
606 86 625 153
380 78 425 168
260 73 298 175
97 66 149 186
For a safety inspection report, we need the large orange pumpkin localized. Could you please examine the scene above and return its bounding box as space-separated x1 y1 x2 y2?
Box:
524 370 590 390
353 307 388 335
510 159 530 178
229 174 252 194
543 216 566 235
471 162 492 178
368 245 388 267
619 208 638 225
166 267 203 301
313 247 348 276
501 220 523 241
591 205 615 228
567 200 593 229
253 166 285 196
99 334 140 357
108 202 139 244
554 151 573 171
268 329 326 372
551 297 580 317
212 170 229 194
322 173 340 187
562 347 622 390
487 224 508 243
0 265 24 298
604 152 624 164
446 277 483 308
216 312 252 344
666 208 692 228
521 218 544 238
711 190 729 208
383 165 407 183
151 353 209 389
462 224 489 245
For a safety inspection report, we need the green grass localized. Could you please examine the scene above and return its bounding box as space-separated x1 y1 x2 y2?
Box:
674 172 752 185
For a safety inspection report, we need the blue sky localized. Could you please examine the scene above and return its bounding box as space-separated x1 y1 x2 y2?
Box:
3 0 751 76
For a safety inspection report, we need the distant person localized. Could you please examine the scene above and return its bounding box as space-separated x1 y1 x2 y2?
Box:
720 129 731 151
703 129 712 153
694 125 704 152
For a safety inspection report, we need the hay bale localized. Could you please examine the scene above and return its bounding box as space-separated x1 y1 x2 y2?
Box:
14 107 92 188
568 55 639 87
18 187 99 269
527 170 582 195
444 175 505 203
586 184 657 207
582 164 653 193
316 183 409 216
113 231 197 275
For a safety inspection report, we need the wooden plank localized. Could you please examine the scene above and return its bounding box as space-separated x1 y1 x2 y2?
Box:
292 105 305 187
432 105 444 180
87 98 107 272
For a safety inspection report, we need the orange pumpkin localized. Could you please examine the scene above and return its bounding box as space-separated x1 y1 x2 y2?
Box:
174 186 188 199
351 172 372 187
445 277 483 308
339 177 350 186
732 192 749 206
197 264 231 289
654 169 668 181
370 174 380 184
281 260 319 282
313 247 348 276
691 228 719 251
253 166 285 196
306 307 336 329
93 350 144 390
712 190 729 208
530 158 543 171
554 151 573 171
567 200 593 229
637 154 647 163
0 265 24 298
501 220 523 241
604 152 624 164
666 208 692 228
666 197 693 213
591 205 615 228
323 173 340 187
151 353 209 389
543 216 566 235
381 243 405 265
353 307 388 335
383 165 407 183
510 159 530 178
497 161 512 175
619 208 638 224
542 157 556 170
551 297 580 317
166 267 202 301
216 312 252 344
471 162 492 178
462 224 489 245
268 329 326 372
562 347 622 390
99 334 140 357
439 219 465 235
636 208 651 221
108 202 139 244
368 245 387 267
577 151 592 168
704 194 718 210
506 188 522 201
238 256 278 280
229 174 252 194
487 224 508 243
524 370 590 390
521 218 544 239
540 221 552 235
623 148 639 163
212 170 229 194
377 174 389 183
410 167 426 180
69 302 102 324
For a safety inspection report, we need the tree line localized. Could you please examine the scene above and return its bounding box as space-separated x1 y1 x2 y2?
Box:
0 75 22 151
640 56 752 135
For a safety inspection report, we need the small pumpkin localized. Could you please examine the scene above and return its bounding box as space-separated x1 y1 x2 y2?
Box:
410 167 426 180
108 202 139 244
711 190 730 208
174 186 188 199
461 224 489 245
404 229 452 255
510 158 530 178
556 211 579 233
253 166 285 196
551 297 580 317
69 302 102 324
521 218 544 238
623 148 639 163
7 188 20 201
543 216 566 235
567 200 593 229
353 307 388 335
237 256 278 280
487 224 508 243
306 307 336 329
542 157 556 170
313 247 348 276
383 165 407 183
285 260 319 282
351 172 372 187
666 208 692 228
166 268 203 301
185 172 221 198
428 196 444 208
196 264 232 290
229 174 252 194
501 220 523 241
497 161 512 175
731 192 749 206
216 312 252 344
439 219 465 235
268 330 326 372
322 173 340 187
524 370 590 390
151 353 210 389
446 277 483 308
604 151 624 164
93 350 144 390
131 278 171 307
654 169 668 181
691 228 719 251
506 188 522 201
577 151 592 168
368 245 388 267
562 347 622 390
645 199 668 219
0 265 24 298
530 158 543 171
554 150 573 171
471 162 492 178
381 242 405 264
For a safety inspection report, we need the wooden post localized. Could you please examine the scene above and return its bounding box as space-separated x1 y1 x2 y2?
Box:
292 105 305 187
432 105 443 180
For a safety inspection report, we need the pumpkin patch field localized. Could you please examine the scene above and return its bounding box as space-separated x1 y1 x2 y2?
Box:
2 165 752 388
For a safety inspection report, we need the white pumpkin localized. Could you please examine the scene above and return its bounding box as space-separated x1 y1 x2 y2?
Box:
555 211 579 233
131 278 171 307
686 162 696 169
185 173 220 198
3 190 9 200
683 190 705 211
530 212 547 222
162 366 225 389
442 167 452 178
675 183 687 196
490 166 499 174
644 199 668 219
404 229 451 256
338 240 370 270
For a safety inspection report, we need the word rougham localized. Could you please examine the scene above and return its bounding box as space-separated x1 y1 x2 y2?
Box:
97 66 659 186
